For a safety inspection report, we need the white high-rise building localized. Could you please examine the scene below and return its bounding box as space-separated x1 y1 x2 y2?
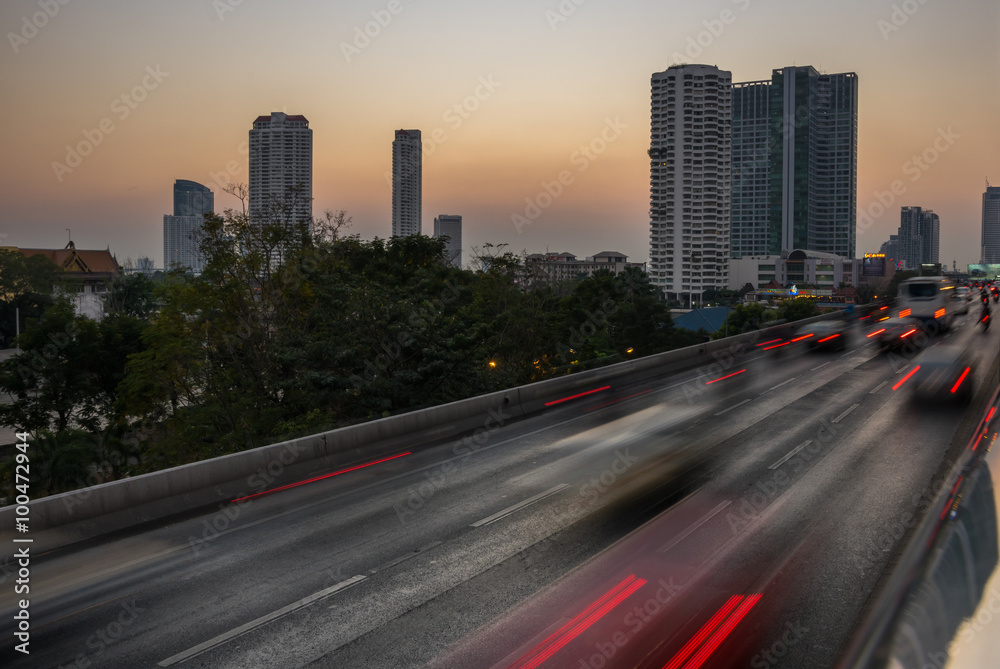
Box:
392 129 422 237
648 64 732 307
249 112 313 227
433 215 462 267
164 179 213 273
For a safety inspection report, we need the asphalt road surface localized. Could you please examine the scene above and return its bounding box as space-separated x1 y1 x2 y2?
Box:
2 313 998 669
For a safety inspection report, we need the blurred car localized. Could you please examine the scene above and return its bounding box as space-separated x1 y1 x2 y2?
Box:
797 320 849 351
910 345 974 404
954 286 972 314
866 317 925 352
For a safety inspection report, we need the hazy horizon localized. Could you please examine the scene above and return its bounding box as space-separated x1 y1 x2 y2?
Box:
2 0 997 269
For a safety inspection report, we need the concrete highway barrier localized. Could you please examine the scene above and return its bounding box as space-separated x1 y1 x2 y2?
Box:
0 312 842 552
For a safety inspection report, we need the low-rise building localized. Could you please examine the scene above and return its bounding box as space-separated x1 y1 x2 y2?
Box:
7 241 120 319
524 251 646 283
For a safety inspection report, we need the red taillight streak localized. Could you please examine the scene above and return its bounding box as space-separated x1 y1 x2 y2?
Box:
791 334 814 342
705 369 747 385
817 334 840 343
511 575 646 669
935 308 946 318
230 452 411 503
880 306 888 310
867 329 886 338
544 385 612 407
987 407 997 424
681 594 764 669
900 328 918 338
950 367 971 394
756 338 783 347
662 596 744 669
762 342 790 350
586 389 652 412
899 309 911 318
892 365 921 391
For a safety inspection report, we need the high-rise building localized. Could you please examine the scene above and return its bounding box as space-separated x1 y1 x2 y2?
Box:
648 64 732 307
392 129 422 237
730 80 771 259
164 179 213 273
879 234 900 265
249 112 312 227
433 214 462 267
897 206 940 270
983 183 1000 264
730 66 858 259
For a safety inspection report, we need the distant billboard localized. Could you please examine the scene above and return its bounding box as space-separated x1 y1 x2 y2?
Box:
968 264 1000 277
863 254 885 277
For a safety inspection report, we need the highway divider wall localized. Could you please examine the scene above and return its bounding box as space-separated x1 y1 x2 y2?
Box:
1 313 834 552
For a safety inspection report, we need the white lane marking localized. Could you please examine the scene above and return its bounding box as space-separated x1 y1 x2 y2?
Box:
832 403 860 424
158 575 367 666
810 362 831 371
657 500 732 553
470 484 569 527
767 377 797 392
714 398 752 416
840 350 854 358
870 381 888 394
373 541 443 574
769 441 813 470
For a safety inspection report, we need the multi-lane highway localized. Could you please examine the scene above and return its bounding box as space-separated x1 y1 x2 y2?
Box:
2 311 998 669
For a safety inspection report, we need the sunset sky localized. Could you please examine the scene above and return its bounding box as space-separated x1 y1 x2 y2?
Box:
1 0 997 269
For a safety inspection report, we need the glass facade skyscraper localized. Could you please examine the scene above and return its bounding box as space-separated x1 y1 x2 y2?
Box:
730 66 858 259
164 179 213 274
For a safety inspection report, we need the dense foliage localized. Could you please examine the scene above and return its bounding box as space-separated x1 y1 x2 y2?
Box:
0 202 695 499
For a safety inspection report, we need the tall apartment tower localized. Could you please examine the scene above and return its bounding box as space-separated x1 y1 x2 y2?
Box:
897 206 940 269
731 80 771 259
648 64 732 307
163 179 213 273
730 66 858 259
983 183 1000 264
433 215 462 267
248 112 313 227
392 129 422 237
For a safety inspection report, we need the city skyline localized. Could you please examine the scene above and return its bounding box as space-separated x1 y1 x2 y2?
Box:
1 0 996 268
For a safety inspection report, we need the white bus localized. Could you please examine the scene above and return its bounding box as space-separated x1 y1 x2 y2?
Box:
895 276 956 331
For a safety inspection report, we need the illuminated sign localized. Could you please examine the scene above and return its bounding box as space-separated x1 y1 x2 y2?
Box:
864 253 885 258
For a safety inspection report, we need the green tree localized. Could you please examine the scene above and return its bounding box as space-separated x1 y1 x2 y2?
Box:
0 249 63 347
714 302 775 338
775 298 820 322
